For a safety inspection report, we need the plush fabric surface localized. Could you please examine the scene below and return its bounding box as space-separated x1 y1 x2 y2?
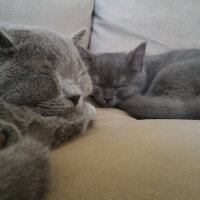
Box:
0 0 94 47
89 0 200 54
45 109 200 200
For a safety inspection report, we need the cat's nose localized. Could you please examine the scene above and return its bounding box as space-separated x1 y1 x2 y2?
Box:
69 95 81 106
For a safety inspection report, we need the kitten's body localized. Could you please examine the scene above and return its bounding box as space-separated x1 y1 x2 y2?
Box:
78 44 200 119
143 49 200 96
0 24 95 200
126 49 200 119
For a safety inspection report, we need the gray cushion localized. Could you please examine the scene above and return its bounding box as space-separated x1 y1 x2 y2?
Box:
89 0 200 54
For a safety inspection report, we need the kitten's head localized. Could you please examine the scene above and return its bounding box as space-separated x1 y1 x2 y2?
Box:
0 24 92 114
78 43 147 107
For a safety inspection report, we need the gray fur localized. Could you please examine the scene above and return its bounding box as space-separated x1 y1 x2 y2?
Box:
71 28 87 45
0 24 96 200
0 137 50 200
78 43 200 119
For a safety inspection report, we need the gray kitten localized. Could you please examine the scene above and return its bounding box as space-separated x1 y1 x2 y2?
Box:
0 24 96 200
78 43 200 119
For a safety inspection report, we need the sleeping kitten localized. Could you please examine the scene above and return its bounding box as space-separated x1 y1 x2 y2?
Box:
0 24 96 200
78 43 200 119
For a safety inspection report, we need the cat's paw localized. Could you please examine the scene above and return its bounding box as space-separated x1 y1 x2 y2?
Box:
85 102 96 121
34 97 75 117
83 102 96 129
0 121 21 149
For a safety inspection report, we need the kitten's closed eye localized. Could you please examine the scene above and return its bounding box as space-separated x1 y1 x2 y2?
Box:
99 84 106 87
114 85 127 89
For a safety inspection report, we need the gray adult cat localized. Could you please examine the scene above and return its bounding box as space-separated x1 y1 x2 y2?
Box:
78 43 200 119
0 24 96 200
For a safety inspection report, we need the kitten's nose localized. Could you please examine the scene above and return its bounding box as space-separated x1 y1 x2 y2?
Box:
104 96 112 103
69 95 81 106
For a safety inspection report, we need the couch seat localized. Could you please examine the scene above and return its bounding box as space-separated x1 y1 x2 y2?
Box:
46 108 200 200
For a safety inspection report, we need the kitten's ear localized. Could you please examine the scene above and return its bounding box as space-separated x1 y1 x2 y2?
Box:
128 42 147 71
77 45 93 68
71 28 87 45
0 30 13 49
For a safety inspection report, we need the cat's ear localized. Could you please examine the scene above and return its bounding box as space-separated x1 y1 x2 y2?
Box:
71 28 87 45
128 42 147 71
77 45 93 68
0 30 13 49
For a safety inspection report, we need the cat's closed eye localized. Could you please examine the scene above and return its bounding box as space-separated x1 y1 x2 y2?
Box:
76 71 88 83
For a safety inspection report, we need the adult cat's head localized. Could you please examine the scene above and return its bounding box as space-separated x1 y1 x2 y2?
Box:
78 43 147 107
0 24 92 115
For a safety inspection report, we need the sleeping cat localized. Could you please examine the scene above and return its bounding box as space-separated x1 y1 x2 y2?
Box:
78 43 200 119
0 24 96 200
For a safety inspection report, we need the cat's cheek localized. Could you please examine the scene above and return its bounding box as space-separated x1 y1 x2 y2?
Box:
77 76 92 97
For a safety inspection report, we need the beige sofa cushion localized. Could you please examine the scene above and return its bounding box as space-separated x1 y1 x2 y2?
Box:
89 0 200 54
0 0 94 47
45 109 200 200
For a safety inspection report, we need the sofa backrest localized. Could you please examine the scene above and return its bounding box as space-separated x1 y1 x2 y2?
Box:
0 0 94 48
89 0 200 54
